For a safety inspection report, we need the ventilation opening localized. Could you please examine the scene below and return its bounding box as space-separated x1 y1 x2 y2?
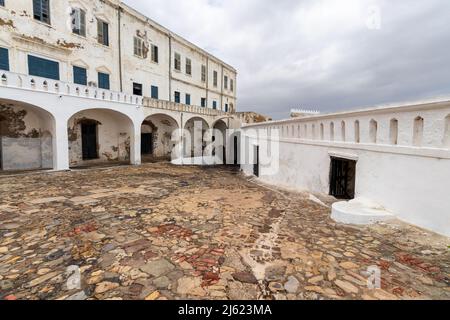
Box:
354 120 360 143
329 157 357 200
444 115 450 147
369 120 378 143
330 122 335 141
253 145 260 177
413 116 424 146
341 121 346 141
390 119 398 145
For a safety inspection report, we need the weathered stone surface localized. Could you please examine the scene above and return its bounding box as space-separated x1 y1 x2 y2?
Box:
140 259 175 277
0 163 448 301
232 272 258 284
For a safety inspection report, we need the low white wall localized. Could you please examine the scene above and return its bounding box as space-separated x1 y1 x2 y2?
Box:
241 99 450 237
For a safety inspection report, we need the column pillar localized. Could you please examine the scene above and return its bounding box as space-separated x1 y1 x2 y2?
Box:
52 116 70 171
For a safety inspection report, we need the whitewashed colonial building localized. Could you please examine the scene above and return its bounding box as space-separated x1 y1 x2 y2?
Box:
241 98 450 237
0 0 239 170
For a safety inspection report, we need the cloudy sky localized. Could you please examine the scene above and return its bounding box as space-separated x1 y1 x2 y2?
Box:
123 0 450 119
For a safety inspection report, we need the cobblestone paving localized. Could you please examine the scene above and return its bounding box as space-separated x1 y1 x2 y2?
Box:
0 163 449 300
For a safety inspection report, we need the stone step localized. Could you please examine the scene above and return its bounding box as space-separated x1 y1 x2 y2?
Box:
331 198 394 225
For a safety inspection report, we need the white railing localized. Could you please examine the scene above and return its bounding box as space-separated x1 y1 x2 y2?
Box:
243 99 450 151
143 97 229 116
0 70 231 117
0 70 144 105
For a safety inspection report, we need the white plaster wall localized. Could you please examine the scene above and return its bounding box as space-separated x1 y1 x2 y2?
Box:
68 109 133 166
242 101 450 236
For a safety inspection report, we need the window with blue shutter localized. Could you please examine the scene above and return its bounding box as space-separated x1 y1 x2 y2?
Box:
185 94 191 105
174 91 180 103
28 55 59 80
33 0 50 24
0 0 5 7
0 48 9 71
98 72 110 89
151 86 158 99
201 98 206 108
73 66 87 85
213 101 217 109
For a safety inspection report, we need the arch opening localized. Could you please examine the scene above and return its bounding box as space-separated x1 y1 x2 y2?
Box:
444 115 450 148
341 121 346 142
213 119 228 164
413 116 424 147
330 122 335 141
369 119 378 143
354 120 360 143
390 119 399 145
67 109 134 168
183 117 210 158
0 99 55 172
141 114 179 162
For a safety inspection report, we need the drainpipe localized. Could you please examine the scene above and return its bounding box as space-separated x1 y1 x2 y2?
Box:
206 57 209 107
169 35 172 102
118 7 123 92
220 65 224 111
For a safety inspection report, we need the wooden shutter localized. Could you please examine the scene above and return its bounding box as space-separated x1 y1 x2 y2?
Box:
28 55 59 80
0 48 9 71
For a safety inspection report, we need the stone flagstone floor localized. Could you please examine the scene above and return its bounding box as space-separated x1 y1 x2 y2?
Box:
0 163 449 300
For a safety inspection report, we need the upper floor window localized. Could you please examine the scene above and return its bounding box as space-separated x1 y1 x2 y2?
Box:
224 76 228 89
213 71 218 87
28 55 60 80
230 79 234 92
186 58 192 75
71 8 86 37
201 98 206 108
73 66 87 86
97 19 109 46
33 0 50 25
98 72 110 90
0 0 5 7
151 45 158 63
151 85 158 99
0 47 9 71
133 82 143 96
201 65 206 82
185 93 191 105
174 53 181 71
174 91 181 103
134 37 144 58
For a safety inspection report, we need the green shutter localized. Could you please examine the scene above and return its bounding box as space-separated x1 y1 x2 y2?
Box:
0 47 9 71
28 55 60 80
73 66 87 85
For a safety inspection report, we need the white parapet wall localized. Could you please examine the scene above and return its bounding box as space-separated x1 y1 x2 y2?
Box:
240 98 450 237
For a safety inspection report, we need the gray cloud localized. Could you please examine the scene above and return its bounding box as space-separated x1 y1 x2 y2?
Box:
123 0 450 119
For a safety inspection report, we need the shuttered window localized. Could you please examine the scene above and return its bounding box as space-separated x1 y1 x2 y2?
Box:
224 76 228 89
151 86 158 99
33 0 50 24
71 8 86 37
28 55 59 80
230 79 234 92
0 0 5 7
186 58 192 75
174 53 181 71
201 65 206 82
73 66 87 85
134 37 144 58
98 72 110 89
185 94 191 105
0 47 9 71
133 82 142 96
213 71 218 87
174 91 180 103
151 45 158 63
201 98 206 108
212 101 217 110
97 19 109 46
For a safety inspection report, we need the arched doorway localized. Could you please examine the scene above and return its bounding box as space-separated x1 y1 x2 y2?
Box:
67 109 134 168
0 99 55 172
212 119 228 164
184 117 210 158
141 114 179 162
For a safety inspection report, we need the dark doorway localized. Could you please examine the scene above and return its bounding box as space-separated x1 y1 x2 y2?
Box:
253 145 259 177
329 157 356 199
81 122 98 160
233 136 239 166
141 133 153 155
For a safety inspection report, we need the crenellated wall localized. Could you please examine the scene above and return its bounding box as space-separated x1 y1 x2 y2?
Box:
241 98 450 236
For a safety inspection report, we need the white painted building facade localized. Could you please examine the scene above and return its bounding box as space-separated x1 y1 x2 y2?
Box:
241 99 450 237
0 0 239 170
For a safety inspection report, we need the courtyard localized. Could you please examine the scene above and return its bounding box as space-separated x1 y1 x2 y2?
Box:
0 163 449 300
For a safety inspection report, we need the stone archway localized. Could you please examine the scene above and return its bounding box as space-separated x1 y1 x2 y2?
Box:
184 117 210 158
0 99 55 171
212 119 228 164
141 114 179 162
67 109 134 168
